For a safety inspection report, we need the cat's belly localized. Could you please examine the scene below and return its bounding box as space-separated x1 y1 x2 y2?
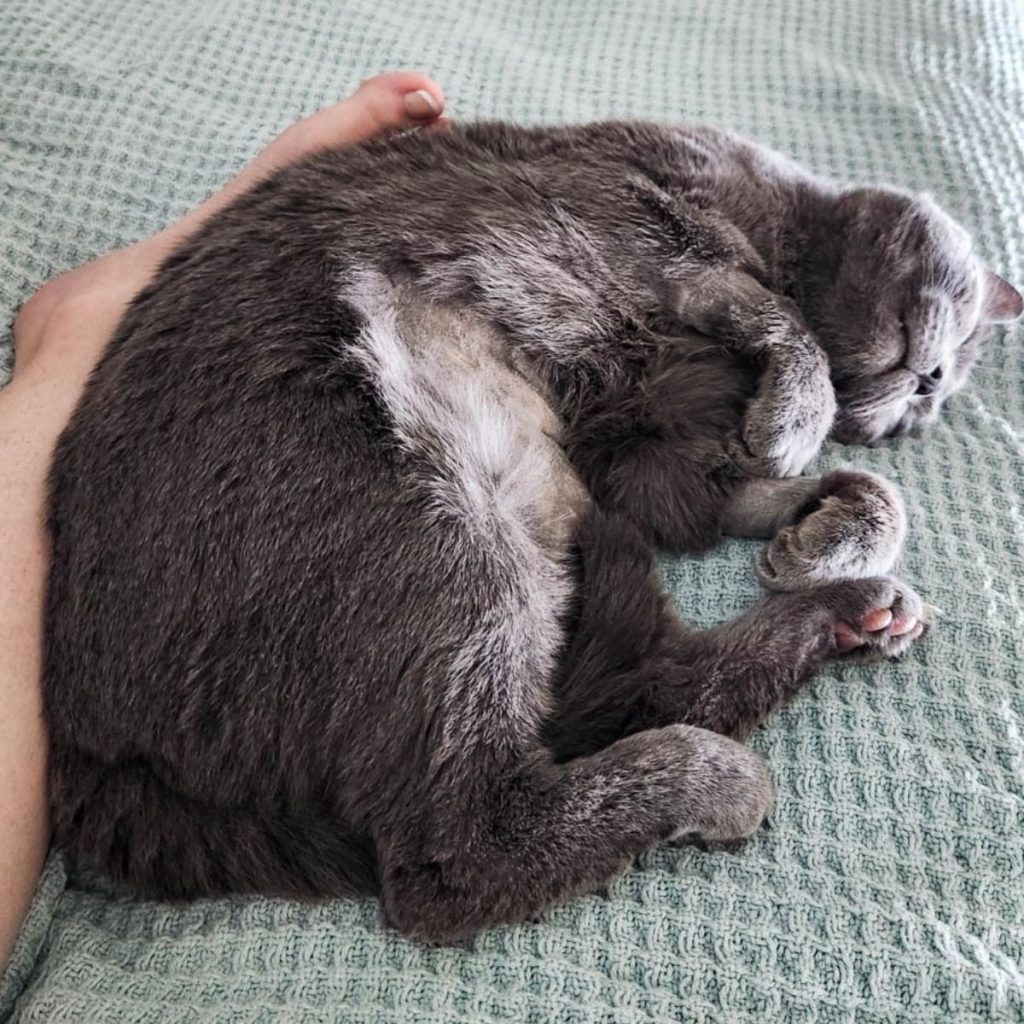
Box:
345 269 591 556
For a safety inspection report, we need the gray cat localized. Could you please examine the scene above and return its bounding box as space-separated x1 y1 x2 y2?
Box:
42 121 1021 941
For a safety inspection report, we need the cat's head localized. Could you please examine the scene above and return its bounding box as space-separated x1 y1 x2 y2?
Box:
803 187 1021 444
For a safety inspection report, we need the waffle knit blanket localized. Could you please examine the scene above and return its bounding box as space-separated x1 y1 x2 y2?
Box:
1 0 1022 1020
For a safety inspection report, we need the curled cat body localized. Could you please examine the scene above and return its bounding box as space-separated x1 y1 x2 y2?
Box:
44 121 1021 941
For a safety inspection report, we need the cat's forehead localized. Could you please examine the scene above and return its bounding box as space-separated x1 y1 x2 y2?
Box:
908 195 974 269
883 193 981 301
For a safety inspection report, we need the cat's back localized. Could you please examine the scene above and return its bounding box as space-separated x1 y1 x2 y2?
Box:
43 122 751 762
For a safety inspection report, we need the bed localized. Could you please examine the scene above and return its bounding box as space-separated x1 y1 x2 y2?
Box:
1 0 1022 1020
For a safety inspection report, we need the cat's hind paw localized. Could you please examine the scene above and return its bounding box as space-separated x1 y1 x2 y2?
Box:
826 576 933 659
757 469 906 591
666 727 773 844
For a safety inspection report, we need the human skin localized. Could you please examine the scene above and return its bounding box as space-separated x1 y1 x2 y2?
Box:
0 71 446 972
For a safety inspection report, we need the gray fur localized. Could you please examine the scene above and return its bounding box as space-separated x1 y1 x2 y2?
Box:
721 476 822 539
671 269 836 477
40 120 1020 942
757 471 907 591
724 470 907 591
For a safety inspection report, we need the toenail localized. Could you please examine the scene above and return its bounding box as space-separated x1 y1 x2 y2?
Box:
404 89 441 120
862 608 893 632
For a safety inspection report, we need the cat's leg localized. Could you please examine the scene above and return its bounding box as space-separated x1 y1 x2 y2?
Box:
376 722 771 942
566 347 754 553
672 269 837 478
722 470 908 590
567 376 905 579
565 289 838 554
544 507 927 759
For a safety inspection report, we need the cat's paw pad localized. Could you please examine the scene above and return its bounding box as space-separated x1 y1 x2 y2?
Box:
668 727 773 844
829 576 932 659
758 469 906 591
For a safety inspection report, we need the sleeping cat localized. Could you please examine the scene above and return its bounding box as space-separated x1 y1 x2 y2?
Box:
43 121 1022 942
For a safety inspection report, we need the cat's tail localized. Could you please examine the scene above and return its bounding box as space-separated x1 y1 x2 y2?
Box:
50 745 378 899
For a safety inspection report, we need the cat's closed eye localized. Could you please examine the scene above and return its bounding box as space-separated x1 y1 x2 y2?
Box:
896 317 912 368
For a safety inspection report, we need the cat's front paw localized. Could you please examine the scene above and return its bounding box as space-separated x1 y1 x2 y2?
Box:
758 469 906 591
726 418 825 479
727 360 836 480
824 576 932 659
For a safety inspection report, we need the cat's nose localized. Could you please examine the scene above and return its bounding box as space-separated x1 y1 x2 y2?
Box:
915 367 942 395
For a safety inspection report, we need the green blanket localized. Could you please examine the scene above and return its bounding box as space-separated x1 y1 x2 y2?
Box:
2 0 1022 1020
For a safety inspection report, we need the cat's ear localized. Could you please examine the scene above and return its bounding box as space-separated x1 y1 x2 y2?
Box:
981 268 1023 323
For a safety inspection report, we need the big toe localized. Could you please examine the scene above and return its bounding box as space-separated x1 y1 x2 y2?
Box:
356 72 445 127
298 72 445 151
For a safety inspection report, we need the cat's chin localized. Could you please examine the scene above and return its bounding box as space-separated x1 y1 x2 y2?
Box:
833 401 942 445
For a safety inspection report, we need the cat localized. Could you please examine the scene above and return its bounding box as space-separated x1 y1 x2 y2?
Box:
42 121 1022 942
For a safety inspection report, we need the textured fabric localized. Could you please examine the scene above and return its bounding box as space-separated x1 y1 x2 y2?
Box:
1 0 1023 1020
